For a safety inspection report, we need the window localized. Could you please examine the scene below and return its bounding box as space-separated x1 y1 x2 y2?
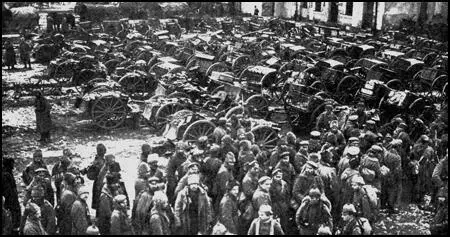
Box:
302 2 308 8
345 2 353 16
315 2 322 12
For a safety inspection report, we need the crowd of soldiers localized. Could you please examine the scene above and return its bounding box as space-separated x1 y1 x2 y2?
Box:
2 100 448 235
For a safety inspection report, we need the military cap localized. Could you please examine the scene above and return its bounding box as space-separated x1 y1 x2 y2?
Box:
310 131 321 138
390 139 403 146
148 154 159 164
113 194 127 203
347 146 360 156
348 115 359 121
225 152 236 163
342 204 357 214
35 168 48 174
148 176 160 183
258 176 272 185
308 188 321 197
210 144 221 153
348 137 359 142
370 145 383 153
272 168 282 176
351 175 365 185
280 151 290 158
299 140 309 146
142 143 152 153
77 185 90 196
366 120 376 125
398 123 407 129
187 162 200 169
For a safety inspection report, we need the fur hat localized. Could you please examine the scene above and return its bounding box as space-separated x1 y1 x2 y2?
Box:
342 203 357 214
141 143 151 153
258 176 271 185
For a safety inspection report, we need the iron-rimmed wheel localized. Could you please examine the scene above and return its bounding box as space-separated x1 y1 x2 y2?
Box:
182 120 216 143
186 58 199 71
225 105 249 119
118 73 148 96
245 94 269 119
431 75 448 94
386 79 403 90
232 56 251 75
52 64 73 83
336 75 361 103
251 125 279 150
148 62 163 76
301 67 321 85
406 63 425 79
105 59 121 75
91 96 128 130
423 52 438 67
154 102 185 130
408 98 425 115
309 102 326 128
206 62 229 77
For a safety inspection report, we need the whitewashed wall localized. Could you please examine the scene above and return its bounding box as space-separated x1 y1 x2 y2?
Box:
240 2 263 15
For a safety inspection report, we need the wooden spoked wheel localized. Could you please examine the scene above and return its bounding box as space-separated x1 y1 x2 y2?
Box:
336 75 361 104
206 62 229 77
245 95 269 119
182 120 216 143
155 102 185 129
52 64 73 83
225 105 249 119
251 125 279 150
118 73 148 97
232 56 251 75
91 96 128 130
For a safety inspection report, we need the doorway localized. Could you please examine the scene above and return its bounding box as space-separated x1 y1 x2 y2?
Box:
362 2 375 29
329 2 339 23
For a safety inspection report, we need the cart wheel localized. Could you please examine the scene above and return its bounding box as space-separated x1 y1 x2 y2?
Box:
251 125 279 150
245 95 269 119
423 52 438 67
75 69 97 86
149 62 164 76
218 52 231 62
182 120 216 143
186 58 198 71
53 64 72 83
149 94 166 101
232 56 251 75
408 98 425 114
225 105 249 119
314 91 331 99
169 66 186 75
147 55 158 68
431 75 447 94
119 73 148 96
406 63 425 79
155 102 185 129
336 75 360 103
442 82 448 98
211 85 225 95
309 102 326 127
206 62 229 77
404 49 417 58
386 79 403 90
105 59 121 74
310 81 324 90
259 40 269 49
167 92 190 99
301 67 321 84
91 96 127 130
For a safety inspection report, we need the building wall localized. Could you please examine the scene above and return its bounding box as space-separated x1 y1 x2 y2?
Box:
240 2 262 15
273 2 297 18
336 2 364 27
382 2 421 28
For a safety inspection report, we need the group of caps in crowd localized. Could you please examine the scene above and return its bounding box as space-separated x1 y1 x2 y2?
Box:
2 102 448 235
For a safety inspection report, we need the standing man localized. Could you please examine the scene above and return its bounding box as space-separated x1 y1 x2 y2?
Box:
174 174 213 235
71 186 91 235
2 158 21 235
254 6 259 16
19 37 32 69
4 40 16 70
110 195 134 235
34 91 52 143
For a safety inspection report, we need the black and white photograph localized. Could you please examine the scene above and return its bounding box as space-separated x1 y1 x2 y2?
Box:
2 1 448 235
